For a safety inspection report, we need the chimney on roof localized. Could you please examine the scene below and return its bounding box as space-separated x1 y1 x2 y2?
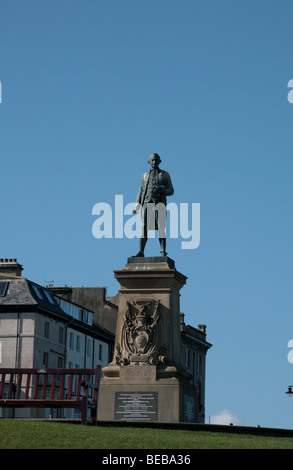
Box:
0 258 23 277
198 324 207 335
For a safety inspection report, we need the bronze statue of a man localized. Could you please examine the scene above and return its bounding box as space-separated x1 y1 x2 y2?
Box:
133 153 174 257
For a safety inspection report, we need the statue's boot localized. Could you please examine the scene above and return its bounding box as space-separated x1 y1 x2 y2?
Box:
133 237 147 257
159 238 167 256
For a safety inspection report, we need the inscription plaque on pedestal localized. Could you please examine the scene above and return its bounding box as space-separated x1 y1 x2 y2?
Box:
114 392 158 421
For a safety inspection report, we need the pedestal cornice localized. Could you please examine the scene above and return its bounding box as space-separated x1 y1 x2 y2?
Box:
114 256 187 291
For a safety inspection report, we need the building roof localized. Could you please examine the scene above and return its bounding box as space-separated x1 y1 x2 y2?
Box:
0 274 114 341
0 275 37 307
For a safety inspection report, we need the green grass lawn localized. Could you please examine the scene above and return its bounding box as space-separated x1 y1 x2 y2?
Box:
0 419 293 449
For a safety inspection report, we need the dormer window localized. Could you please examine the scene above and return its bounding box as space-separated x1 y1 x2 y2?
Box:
0 282 9 297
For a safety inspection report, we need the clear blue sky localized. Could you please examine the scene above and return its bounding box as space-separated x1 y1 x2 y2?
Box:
1 0 293 429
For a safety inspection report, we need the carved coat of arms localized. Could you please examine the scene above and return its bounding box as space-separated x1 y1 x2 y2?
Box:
114 298 168 366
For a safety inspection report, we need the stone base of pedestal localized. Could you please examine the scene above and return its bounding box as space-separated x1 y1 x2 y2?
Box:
97 257 199 423
97 365 198 423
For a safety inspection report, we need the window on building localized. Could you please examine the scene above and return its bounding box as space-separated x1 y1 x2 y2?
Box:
43 290 56 305
99 344 103 361
72 364 80 395
57 357 63 369
59 327 64 344
76 335 81 352
185 349 190 368
86 339 92 356
69 332 74 349
197 354 202 372
44 322 50 339
43 352 49 368
196 382 202 408
31 284 44 300
82 310 88 323
0 282 9 297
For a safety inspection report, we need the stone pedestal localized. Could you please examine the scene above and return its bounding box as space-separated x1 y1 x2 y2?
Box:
98 257 198 423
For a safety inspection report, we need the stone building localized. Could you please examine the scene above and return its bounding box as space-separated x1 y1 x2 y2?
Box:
0 259 114 419
180 314 212 423
48 285 118 335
